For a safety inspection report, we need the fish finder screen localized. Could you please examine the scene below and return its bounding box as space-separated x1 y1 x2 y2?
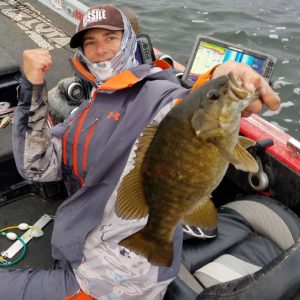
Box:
186 40 267 83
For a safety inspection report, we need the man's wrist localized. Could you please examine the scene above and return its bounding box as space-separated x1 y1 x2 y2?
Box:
210 64 221 80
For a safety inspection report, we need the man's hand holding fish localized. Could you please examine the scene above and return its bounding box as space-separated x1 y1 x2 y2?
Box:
212 60 281 117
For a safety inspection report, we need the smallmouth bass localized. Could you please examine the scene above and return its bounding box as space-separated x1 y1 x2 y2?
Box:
115 72 259 266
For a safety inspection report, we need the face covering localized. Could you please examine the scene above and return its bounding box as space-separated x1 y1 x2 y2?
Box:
90 61 114 83
79 9 138 85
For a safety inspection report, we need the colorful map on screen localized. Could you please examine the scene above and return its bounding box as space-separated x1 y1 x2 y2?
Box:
188 41 265 82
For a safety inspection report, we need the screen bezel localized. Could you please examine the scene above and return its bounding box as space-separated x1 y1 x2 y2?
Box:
182 34 277 83
135 33 156 65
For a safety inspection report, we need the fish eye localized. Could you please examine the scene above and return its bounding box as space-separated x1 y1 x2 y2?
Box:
207 90 220 101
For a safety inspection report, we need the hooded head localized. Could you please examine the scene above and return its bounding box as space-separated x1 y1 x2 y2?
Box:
70 5 138 84
70 5 124 49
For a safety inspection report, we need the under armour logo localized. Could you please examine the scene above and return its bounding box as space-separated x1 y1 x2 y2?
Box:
107 112 121 121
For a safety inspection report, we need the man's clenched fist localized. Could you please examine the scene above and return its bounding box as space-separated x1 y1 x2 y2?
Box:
22 49 52 84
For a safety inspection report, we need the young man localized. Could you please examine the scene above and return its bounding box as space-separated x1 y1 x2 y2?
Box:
3 4 280 300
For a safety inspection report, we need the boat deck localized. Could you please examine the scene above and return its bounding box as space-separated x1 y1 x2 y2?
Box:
0 0 77 269
0 194 63 269
0 0 75 88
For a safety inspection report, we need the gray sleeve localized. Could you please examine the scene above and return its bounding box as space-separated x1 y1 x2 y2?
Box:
12 76 64 182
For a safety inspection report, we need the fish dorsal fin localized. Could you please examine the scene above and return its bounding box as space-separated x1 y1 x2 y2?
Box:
238 136 257 149
183 197 218 229
217 139 258 173
115 125 157 220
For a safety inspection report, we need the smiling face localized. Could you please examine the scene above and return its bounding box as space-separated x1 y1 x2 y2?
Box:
82 28 123 63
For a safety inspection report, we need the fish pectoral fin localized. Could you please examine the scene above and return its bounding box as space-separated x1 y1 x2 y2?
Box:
115 125 157 220
191 109 209 135
191 109 220 137
183 197 218 230
227 143 259 173
238 136 256 149
191 109 205 135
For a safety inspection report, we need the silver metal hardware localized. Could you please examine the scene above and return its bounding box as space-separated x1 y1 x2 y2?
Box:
287 137 300 157
248 157 269 192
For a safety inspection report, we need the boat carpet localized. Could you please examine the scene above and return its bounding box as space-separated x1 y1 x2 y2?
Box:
0 0 76 88
0 123 13 163
0 0 77 162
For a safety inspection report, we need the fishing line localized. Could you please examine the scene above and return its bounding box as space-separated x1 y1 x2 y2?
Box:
0 223 43 267
0 227 26 267
0 0 75 53
0 233 26 267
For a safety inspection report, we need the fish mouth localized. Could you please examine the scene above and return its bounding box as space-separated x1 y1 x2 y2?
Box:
226 71 261 112
227 72 249 100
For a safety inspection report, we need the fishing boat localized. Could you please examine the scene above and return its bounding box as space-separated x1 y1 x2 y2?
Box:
1 1 300 299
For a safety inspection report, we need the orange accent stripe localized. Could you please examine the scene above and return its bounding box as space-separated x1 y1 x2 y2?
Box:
82 116 100 171
47 114 54 127
62 127 70 166
71 58 96 83
191 64 220 91
64 289 96 300
97 69 140 91
72 98 96 186
62 115 80 166
174 98 183 106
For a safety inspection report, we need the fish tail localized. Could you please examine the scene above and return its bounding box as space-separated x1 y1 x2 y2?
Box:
119 229 173 266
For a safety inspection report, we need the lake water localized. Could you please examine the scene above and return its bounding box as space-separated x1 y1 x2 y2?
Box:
83 0 300 139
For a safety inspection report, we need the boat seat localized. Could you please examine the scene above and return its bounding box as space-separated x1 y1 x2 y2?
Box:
164 195 300 299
